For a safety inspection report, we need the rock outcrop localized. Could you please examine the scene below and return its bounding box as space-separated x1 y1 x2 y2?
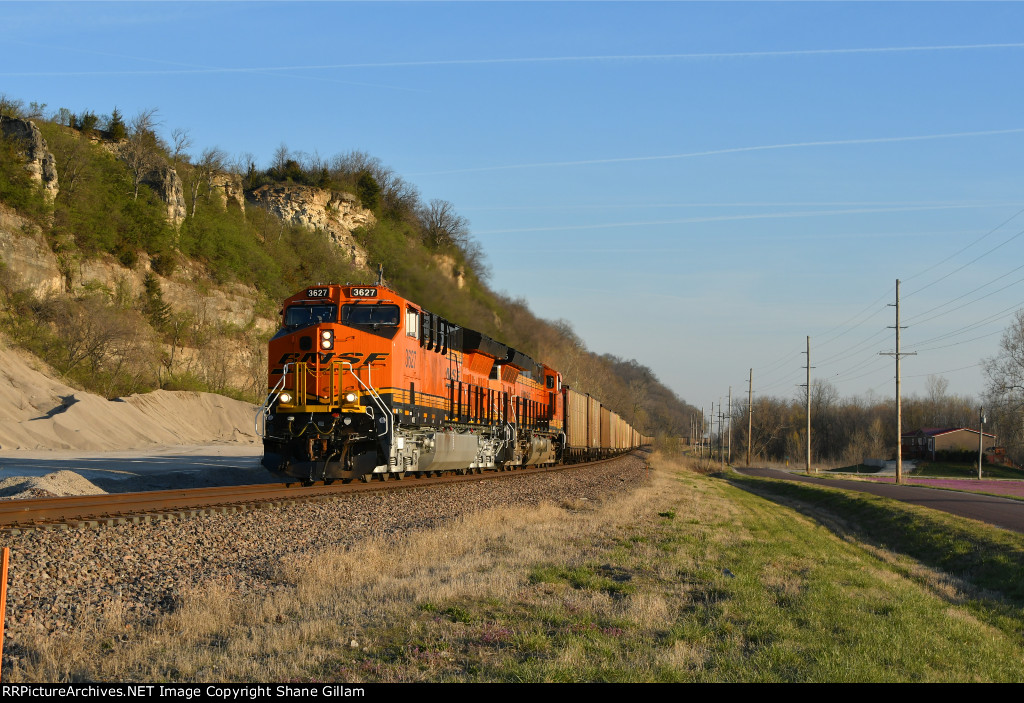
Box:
0 204 270 331
0 116 59 202
210 172 245 212
0 206 63 295
103 141 187 227
249 184 374 268
435 253 466 289
141 164 187 227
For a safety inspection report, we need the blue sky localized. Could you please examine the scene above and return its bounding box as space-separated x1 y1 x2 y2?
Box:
3 1 1024 410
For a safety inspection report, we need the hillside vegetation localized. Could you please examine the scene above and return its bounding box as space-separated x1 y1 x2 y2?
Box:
0 96 697 440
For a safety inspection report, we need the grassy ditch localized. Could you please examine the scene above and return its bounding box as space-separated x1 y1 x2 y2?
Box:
828 462 1024 480
12 454 1024 682
726 471 1024 614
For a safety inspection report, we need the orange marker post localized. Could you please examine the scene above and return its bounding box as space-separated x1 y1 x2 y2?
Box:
0 547 8 682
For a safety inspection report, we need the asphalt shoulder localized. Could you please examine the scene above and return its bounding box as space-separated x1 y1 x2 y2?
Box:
733 467 1024 534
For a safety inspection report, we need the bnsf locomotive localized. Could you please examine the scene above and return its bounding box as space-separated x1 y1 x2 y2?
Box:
259 283 646 483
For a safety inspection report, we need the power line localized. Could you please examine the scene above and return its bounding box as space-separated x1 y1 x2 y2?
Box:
904 222 1024 300
903 207 1024 288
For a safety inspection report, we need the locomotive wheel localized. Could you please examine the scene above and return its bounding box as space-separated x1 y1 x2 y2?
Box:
394 471 404 480
361 473 373 483
381 472 389 482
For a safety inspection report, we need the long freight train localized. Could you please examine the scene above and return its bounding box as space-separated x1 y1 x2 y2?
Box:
258 283 648 482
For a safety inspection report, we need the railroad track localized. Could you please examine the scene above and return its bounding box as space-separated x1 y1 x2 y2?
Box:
0 457 627 531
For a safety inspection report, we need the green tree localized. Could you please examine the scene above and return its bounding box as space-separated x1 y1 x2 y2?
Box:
75 111 99 135
356 170 381 211
141 272 170 329
108 107 127 140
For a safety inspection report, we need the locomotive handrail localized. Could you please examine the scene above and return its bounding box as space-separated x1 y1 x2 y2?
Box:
487 394 515 458
256 363 292 438
344 361 393 452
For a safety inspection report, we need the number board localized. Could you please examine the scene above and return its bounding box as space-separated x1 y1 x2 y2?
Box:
349 287 378 298
305 288 331 298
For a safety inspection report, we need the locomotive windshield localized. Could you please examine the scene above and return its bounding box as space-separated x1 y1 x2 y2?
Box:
284 304 338 329
342 304 400 326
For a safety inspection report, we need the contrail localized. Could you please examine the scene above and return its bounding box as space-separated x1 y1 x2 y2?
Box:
2 39 427 92
464 200 1021 212
414 129 1024 176
475 203 1006 235
3 42 1023 76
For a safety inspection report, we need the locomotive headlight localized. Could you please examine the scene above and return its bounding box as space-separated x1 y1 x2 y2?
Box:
279 392 292 404
344 391 357 404
320 329 334 350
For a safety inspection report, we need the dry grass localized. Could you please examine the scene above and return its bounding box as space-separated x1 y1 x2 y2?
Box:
10 452 1024 682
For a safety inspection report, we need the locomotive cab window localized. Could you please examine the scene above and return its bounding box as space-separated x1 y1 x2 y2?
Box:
406 308 419 338
284 304 337 329
342 304 400 327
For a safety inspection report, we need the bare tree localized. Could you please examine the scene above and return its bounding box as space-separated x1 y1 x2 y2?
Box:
271 143 290 174
124 108 163 200
170 127 193 166
420 199 470 248
52 107 75 127
0 94 25 119
50 129 92 197
983 310 1024 461
187 146 227 216
331 150 420 220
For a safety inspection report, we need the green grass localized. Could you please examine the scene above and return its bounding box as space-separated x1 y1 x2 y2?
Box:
828 461 1024 480
912 462 1024 479
727 471 1024 605
361 468 1024 681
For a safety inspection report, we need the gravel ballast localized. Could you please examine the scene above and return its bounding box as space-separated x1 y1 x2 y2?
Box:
3 454 649 663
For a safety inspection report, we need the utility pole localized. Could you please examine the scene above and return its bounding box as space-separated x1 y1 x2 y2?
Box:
802 336 813 474
727 387 732 465
747 369 753 467
701 406 705 459
880 279 915 485
718 403 725 471
978 406 986 480
712 401 720 462
712 402 718 461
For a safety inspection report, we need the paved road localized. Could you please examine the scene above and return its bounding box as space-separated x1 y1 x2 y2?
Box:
735 467 1024 534
0 444 270 492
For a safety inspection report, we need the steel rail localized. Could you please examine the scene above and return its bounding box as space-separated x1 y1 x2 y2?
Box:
0 452 639 530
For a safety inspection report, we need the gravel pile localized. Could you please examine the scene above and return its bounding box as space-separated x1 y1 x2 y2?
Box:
0 470 109 500
3 454 649 662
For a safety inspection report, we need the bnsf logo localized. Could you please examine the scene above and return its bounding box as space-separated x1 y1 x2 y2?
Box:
271 352 388 374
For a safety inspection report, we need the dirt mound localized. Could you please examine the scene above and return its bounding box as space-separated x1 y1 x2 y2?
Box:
0 340 260 451
0 469 107 500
